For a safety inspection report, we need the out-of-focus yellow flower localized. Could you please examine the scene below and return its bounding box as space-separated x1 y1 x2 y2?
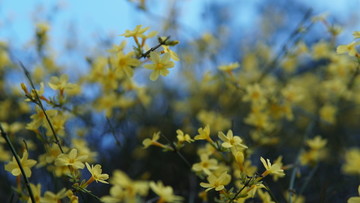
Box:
353 31 360 39
337 41 359 56
192 154 218 175
121 25 149 38
200 171 231 192
243 84 267 105
55 148 87 169
113 51 141 77
320 104 337 124
144 52 174 81
41 188 67 203
218 62 240 73
48 74 81 95
306 136 327 150
149 181 183 203
5 150 37 177
342 148 360 175
162 45 179 61
176 129 194 143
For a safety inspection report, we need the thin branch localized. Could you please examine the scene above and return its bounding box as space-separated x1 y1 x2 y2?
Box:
230 176 252 202
19 62 64 153
137 36 171 59
288 120 316 203
257 9 313 82
0 124 36 203
106 117 122 147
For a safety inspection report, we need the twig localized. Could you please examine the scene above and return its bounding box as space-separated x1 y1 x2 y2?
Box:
230 176 252 202
105 117 122 147
257 9 313 82
19 62 64 153
0 124 36 203
137 36 170 59
160 133 192 168
288 120 316 203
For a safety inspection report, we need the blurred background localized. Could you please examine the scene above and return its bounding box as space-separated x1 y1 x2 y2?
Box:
1 0 360 202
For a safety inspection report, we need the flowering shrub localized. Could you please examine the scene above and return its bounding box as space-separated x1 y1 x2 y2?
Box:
0 1 360 203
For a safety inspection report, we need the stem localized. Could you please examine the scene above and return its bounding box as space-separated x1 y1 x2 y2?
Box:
288 120 316 203
19 62 64 153
105 117 122 147
257 9 313 82
160 133 192 168
299 164 318 195
0 124 36 203
137 36 170 59
230 177 252 202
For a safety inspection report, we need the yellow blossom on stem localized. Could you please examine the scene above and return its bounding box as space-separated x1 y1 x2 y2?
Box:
121 25 149 38
194 125 213 143
192 154 218 175
260 157 285 178
41 188 67 203
336 41 359 56
176 129 194 144
113 51 141 77
162 45 179 61
149 181 183 203
55 148 87 169
48 74 81 96
84 162 109 185
218 129 247 150
200 171 231 192
144 52 175 81
5 150 37 177
143 132 172 150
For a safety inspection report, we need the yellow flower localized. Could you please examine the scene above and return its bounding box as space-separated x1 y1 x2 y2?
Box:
144 52 174 81
192 154 218 175
200 171 231 192
149 181 183 203
194 125 212 142
113 51 141 77
218 129 247 150
143 131 160 148
48 74 81 95
342 148 360 175
218 62 240 72
121 25 149 38
55 148 87 169
41 188 67 203
5 150 37 177
28 183 42 203
162 45 179 61
26 106 58 131
306 136 327 150
176 129 194 143
260 157 285 177
242 84 267 105
353 31 360 39
85 162 109 184
336 41 359 56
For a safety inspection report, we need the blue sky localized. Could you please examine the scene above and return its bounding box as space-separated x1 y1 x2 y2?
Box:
1 0 359 48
